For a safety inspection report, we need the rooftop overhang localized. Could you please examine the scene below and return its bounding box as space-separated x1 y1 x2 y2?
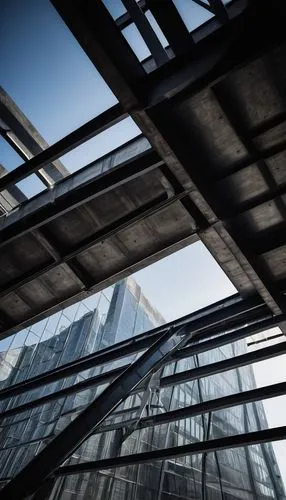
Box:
1 0 286 337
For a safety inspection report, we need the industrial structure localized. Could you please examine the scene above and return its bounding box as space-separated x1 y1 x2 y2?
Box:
1 0 286 497
0 278 284 499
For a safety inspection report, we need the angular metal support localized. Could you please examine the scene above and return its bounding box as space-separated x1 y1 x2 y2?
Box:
0 325 189 499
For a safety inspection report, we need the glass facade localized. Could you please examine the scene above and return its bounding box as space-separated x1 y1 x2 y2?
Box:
0 277 285 499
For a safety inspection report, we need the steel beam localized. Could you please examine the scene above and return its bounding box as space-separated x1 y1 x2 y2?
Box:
247 333 285 347
145 0 192 56
0 164 27 214
160 340 286 390
98 381 286 434
0 295 263 401
116 0 147 30
192 0 212 13
55 426 286 476
0 86 69 185
0 104 126 191
174 310 277 359
1 312 283 420
0 366 128 421
0 326 191 499
121 0 169 66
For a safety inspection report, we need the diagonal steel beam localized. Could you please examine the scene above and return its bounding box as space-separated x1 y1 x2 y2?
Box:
146 0 193 55
0 86 69 185
0 325 191 499
121 0 169 66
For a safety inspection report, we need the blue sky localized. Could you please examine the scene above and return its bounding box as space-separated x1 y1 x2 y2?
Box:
1 0 286 485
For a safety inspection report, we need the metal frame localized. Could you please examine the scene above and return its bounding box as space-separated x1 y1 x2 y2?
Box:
55 426 286 476
0 324 193 498
0 292 285 497
0 294 266 400
1 0 286 334
1 1 286 497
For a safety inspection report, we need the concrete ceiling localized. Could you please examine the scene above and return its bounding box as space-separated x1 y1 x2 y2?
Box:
1 0 286 338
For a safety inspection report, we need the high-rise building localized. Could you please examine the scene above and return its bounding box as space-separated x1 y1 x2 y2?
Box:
0 278 284 499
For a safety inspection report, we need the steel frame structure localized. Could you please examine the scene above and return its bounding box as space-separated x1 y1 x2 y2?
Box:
1 0 286 336
1 0 286 498
0 293 285 498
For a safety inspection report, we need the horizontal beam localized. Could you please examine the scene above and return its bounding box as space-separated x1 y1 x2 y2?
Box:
143 0 285 107
56 425 286 475
0 366 128 420
98 380 286 434
161 339 286 389
0 104 126 191
174 309 275 359
1 312 283 420
247 332 285 347
0 295 262 401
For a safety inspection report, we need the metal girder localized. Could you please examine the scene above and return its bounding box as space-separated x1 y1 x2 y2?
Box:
160 341 286 390
121 0 169 66
0 104 126 191
145 0 193 55
116 0 147 30
0 294 264 401
0 325 191 499
0 366 128 421
248 333 285 347
174 309 275 359
1 310 283 421
97 381 286 434
51 0 209 200
0 87 69 186
55 426 286 476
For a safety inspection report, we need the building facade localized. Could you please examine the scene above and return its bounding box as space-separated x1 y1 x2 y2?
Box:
0 278 284 499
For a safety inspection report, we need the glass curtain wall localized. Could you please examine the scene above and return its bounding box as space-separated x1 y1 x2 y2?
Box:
0 278 284 499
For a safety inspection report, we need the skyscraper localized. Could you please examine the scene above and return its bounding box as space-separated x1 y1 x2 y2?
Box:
0 277 284 499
